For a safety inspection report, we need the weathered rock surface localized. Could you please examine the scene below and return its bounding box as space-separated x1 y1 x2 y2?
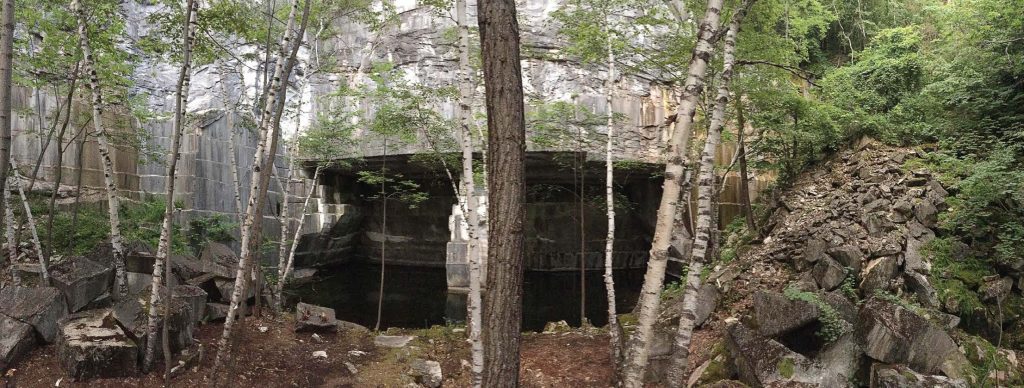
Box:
409 358 443 388
726 323 843 387
0 286 69 343
56 310 138 380
855 296 959 374
49 256 112 313
173 284 208 322
0 314 36 372
753 291 819 337
812 257 847 291
374 335 415 348
199 242 240 279
205 302 229 322
295 302 337 333
870 363 966 388
112 289 195 357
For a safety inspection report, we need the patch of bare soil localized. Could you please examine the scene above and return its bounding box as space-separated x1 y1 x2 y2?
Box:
3 316 619 387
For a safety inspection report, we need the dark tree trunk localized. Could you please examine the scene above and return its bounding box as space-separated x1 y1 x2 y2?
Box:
478 0 526 385
735 96 759 236
0 0 13 263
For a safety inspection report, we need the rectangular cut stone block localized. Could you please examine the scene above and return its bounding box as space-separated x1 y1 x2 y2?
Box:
173 285 208 322
0 313 37 372
57 310 138 380
50 256 113 312
446 241 469 289
0 286 69 343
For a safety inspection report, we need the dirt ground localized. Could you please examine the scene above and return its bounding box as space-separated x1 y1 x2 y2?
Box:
2 315 618 388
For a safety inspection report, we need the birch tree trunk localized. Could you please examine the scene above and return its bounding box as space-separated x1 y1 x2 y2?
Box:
212 0 309 376
143 0 197 373
602 22 623 377
4 180 15 279
0 0 12 265
274 166 320 311
9 159 48 285
619 0 725 384
218 63 245 216
73 0 129 298
478 0 527 383
665 5 751 386
455 0 484 384
273 143 293 309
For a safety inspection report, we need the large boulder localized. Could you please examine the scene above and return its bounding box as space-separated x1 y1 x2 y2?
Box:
56 310 138 380
49 256 113 312
112 289 195 358
812 257 847 291
0 314 36 372
860 256 899 294
753 291 819 337
726 323 844 387
870 363 966 388
0 286 69 343
199 242 240 279
409 359 443 388
856 296 960 374
295 302 337 333
173 284 208 322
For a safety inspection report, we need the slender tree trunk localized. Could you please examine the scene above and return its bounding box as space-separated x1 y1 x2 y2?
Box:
665 5 750 386
374 143 387 332
4 180 15 275
0 0 13 265
735 95 758 236
274 166 320 311
69 123 87 237
143 0 197 373
478 0 527 384
212 0 309 376
46 63 79 259
273 143 294 310
219 64 245 216
9 159 48 285
455 0 484 384
73 0 129 298
602 21 623 379
619 0 725 385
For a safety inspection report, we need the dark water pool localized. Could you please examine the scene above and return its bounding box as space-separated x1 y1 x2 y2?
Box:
286 262 646 331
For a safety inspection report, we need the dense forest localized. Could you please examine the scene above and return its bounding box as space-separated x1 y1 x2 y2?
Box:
0 0 1021 386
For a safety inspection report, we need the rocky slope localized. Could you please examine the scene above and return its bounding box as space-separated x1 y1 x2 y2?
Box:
651 139 1024 387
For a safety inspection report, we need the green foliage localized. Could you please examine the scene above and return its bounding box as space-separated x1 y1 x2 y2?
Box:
783 285 848 343
186 214 238 254
120 198 190 255
357 170 429 209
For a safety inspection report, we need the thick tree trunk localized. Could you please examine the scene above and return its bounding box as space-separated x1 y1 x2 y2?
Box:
212 0 309 376
619 0 725 385
0 0 12 265
455 0 484 384
274 166 320 311
143 0 197 373
664 5 750 386
602 24 623 378
478 0 527 385
9 159 48 285
73 0 130 298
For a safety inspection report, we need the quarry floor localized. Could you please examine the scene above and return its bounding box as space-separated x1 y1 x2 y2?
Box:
3 315 618 387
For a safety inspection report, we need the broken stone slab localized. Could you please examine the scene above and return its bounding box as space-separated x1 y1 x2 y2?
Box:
799 239 829 270
204 302 229 322
0 313 37 372
812 257 847 291
0 286 69 343
753 291 819 338
828 245 864 273
903 236 931 275
914 201 938 228
214 278 254 303
56 310 138 380
693 283 719 327
173 284 208 322
980 276 1014 302
860 256 899 295
870 363 966 388
856 296 960 374
295 302 337 333
374 335 415 348
409 358 443 388
112 288 195 358
336 320 370 335
49 256 113 313
170 254 204 283
904 271 940 308
199 242 240 279
10 263 44 286
814 332 862 383
289 268 318 285
726 323 844 387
